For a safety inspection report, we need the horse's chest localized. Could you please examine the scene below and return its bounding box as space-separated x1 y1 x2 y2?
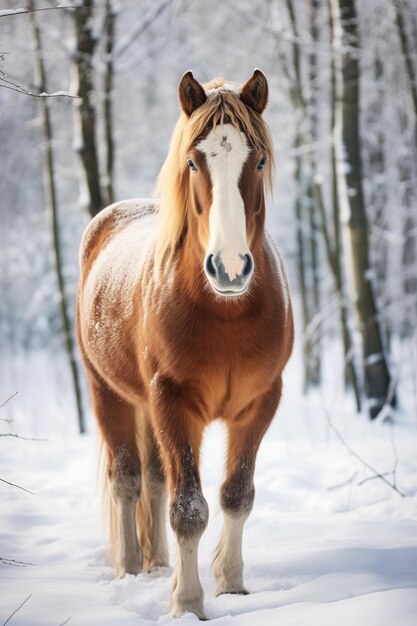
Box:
166 315 265 367
157 311 281 419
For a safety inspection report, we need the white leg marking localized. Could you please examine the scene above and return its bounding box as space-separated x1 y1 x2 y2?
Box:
170 536 206 620
213 511 249 596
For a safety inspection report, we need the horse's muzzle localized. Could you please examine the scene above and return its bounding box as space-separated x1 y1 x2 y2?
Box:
204 251 254 296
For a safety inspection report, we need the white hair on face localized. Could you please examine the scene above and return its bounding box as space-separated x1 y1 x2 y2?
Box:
197 124 250 280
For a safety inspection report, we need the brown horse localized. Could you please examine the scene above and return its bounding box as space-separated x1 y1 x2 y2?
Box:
77 69 293 620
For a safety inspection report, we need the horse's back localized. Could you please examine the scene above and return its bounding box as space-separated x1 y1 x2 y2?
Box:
79 198 158 275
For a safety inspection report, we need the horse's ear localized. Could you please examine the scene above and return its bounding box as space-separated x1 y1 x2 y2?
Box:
241 69 268 114
179 71 207 117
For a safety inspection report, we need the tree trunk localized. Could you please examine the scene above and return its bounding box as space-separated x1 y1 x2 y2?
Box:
28 0 86 433
306 0 322 386
393 0 417 138
393 0 417 336
327 0 361 409
285 0 321 390
72 0 103 217
330 0 394 419
294 145 318 391
103 0 115 206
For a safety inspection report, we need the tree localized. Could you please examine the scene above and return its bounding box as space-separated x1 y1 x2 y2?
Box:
325 0 361 409
72 0 103 217
329 0 395 418
268 0 322 391
103 0 116 206
392 0 417 337
393 0 417 149
28 0 86 433
269 0 361 403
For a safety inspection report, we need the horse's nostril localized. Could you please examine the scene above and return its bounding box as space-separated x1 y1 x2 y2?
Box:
205 254 217 278
242 253 253 278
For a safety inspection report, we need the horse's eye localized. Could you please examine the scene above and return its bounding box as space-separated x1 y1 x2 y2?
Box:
187 159 197 172
257 158 266 171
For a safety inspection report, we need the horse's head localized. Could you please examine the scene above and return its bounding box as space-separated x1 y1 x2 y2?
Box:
156 70 274 298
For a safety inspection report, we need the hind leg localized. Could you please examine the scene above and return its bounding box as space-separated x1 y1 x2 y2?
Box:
136 412 168 571
89 376 142 577
213 379 282 595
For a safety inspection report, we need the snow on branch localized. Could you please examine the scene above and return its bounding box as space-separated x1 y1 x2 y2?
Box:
0 71 79 99
0 6 77 18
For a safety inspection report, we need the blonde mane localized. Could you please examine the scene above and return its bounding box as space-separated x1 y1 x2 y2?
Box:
154 78 275 268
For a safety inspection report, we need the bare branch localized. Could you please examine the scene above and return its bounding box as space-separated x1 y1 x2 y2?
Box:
357 471 394 487
3 594 32 625
0 478 35 496
0 433 47 441
114 0 172 60
389 421 400 490
322 404 406 498
0 557 36 567
57 618 71 626
0 392 18 409
327 471 358 491
0 5 80 18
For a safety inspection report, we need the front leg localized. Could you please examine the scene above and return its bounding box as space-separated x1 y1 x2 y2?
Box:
213 378 282 596
150 374 209 620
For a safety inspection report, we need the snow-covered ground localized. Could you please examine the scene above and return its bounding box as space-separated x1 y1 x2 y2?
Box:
1 345 417 625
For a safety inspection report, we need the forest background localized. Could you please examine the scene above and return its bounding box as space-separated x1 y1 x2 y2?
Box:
1 1 417 624
1 0 417 432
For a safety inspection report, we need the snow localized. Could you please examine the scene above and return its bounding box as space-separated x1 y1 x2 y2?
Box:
364 352 384 366
1 347 417 625
0 10 28 17
37 91 76 98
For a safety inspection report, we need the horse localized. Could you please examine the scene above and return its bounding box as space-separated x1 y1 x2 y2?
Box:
77 69 294 620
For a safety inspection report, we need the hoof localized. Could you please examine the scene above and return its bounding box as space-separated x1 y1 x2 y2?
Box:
116 564 141 577
171 607 208 621
170 596 207 621
221 589 249 596
215 584 249 597
144 557 170 574
116 551 143 577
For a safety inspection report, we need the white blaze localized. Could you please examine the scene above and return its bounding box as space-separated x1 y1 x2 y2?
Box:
197 124 250 280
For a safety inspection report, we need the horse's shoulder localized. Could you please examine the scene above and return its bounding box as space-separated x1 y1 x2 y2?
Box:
264 231 293 317
264 230 282 260
79 199 158 271
264 231 287 279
